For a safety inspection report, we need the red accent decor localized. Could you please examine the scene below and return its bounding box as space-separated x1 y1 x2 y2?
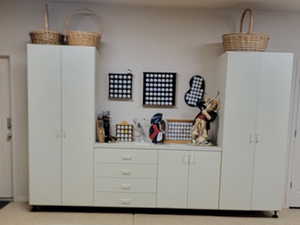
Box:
149 124 160 140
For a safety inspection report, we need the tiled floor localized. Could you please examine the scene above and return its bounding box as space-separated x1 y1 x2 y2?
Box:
0 203 299 225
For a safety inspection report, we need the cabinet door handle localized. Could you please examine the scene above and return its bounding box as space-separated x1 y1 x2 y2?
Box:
6 133 12 142
120 184 131 190
182 154 190 164
56 130 62 138
121 155 132 160
249 134 254 144
121 169 131 175
6 117 12 130
255 134 261 143
189 154 196 165
120 198 131 205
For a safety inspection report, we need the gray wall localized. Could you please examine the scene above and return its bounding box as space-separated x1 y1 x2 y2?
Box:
50 3 235 136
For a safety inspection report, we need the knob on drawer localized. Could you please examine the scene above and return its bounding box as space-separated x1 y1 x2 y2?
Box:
120 198 131 205
121 155 133 160
121 169 131 175
120 184 131 190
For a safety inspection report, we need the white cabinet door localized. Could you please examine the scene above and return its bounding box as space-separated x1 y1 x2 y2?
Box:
0 57 12 198
290 95 300 207
188 152 220 209
220 53 259 210
62 47 95 206
27 45 62 205
252 53 293 210
157 151 189 208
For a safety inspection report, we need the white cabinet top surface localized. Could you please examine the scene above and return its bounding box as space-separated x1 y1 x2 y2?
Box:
223 51 293 56
27 44 97 50
94 142 222 152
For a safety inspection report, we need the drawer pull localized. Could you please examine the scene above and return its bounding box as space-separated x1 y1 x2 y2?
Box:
120 184 131 190
120 198 131 205
121 155 133 160
121 169 131 175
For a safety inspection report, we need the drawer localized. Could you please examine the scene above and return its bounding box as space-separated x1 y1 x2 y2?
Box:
95 149 157 164
95 192 156 207
95 178 156 193
95 164 157 178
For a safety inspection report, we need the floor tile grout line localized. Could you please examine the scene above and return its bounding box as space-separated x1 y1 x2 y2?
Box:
132 213 135 225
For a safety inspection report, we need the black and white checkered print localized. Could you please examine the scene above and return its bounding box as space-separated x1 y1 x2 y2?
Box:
116 124 134 142
184 75 205 107
109 73 133 100
166 121 193 141
143 72 176 107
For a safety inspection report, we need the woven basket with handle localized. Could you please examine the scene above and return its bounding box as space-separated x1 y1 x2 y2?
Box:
223 8 270 52
64 9 101 48
30 4 63 45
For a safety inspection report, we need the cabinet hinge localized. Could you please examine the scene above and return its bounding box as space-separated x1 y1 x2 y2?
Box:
290 181 293 189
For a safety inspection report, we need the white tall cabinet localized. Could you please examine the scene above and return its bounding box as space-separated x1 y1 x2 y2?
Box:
27 44 96 206
218 52 293 211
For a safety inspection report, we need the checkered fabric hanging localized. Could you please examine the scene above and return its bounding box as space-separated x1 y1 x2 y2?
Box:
143 72 176 107
109 73 133 100
166 120 193 141
116 123 134 142
184 75 205 107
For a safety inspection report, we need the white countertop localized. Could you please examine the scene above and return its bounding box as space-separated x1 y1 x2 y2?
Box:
94 142 222 152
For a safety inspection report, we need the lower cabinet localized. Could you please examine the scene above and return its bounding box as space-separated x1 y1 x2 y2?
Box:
157 151 189 208
95 178 156 193
188 151 221 209
94 148 158 208
94 147 221 209
157 150 221 209
95 192 156 207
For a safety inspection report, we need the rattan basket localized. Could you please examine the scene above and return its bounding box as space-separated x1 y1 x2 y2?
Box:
222 9 270 52
30 4 63 45
64 9 101 48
